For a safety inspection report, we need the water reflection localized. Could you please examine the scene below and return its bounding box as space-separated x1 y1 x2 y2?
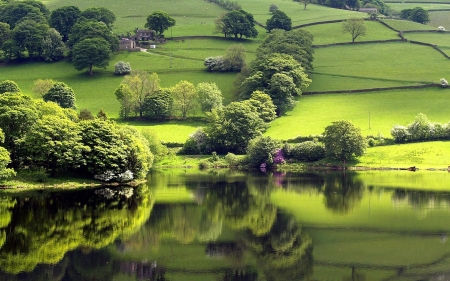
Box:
0 171 450 280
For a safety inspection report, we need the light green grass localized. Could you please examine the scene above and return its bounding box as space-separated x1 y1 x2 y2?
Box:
312 42 448 83
357 141 450 168
266 88 450 140
402 31 450 55
429 10 450 28
381 19 436 31
303 20 399 45
387 3 450 11
235 1 365 27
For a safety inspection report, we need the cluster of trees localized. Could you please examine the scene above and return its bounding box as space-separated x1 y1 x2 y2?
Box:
266 10 292 32
313 0 389 14
115 70 223 120
391 113 450 143
0 82 164 181
215 9 258 39
0 1 119 75
400 7 429 24
237 29 314 116
207 0 241 11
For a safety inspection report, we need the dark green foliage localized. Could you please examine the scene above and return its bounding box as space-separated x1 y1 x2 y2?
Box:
266 10 292 32
80 7 116 29
0 80 20 94
269 4 279 12
143 89 173 119
145 10 176 36
78 108 94 120
403 7 429 24
22 0 50 18
244 91 276 123
68 20 119 52
246 136 279 168
290 141 325 161
72 38 112 76
43 82 76 109
11 19 48 59
323 120 366 161
0 22 10 48
208 0 241 10
49 6 81 41
206 101 268 154
41 28 65 62
0 128 15 181
216 10 258 39
0 2 42 29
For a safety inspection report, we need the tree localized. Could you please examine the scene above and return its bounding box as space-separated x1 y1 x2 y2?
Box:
32 78 56 96
300 0 312 9
196 82 223 113
68 20 118 52
49 6 81 41
0 22 10 50
322 120 366 162
43 82 76 109
143 88 173 119
72 38 111 76
256 29 314 73
216 10 258 39
80 7 116 29
0 80 20 94
0 2 43 29
145 10 176 37
409 7 430 24
342 18 366 43
0 128 15 181
266 10 292 32
246 136 279 168
206 101 268 154
223 44 246 71
244 91 276 122
172 80 198 119
117 71 160 118
11 19 48 59
269 4 279 12
115 84 134 119
41 28 65 62
19 115 87 176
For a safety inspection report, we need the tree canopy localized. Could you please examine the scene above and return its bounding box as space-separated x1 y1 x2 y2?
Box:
144 10 175 37
216 10 258 39
266 10 292 32
42 82 76 109
49 6 81 41
342 18 366 43
72 38 112 76
322 120 367 161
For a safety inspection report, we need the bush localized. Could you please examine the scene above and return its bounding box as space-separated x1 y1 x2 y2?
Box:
204 56 225 71
224 152 240 166
114 61 131 75
391 125 409 142
291 141 325 162
407 113 432 141
440 78 448 88
0 80 21 94
269 4 278 12
246 136 279 168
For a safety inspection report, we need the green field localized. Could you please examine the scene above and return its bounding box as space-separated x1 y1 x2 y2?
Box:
402 32 450 55
429 10 450 28
381 19 436 31
387 3 450 10
266 88 450 139
302 20 399 45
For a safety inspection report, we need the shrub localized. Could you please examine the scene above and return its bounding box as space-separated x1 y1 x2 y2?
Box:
407 113 432 141
0 80 20 94
114 61 131 75
269 4 278 12
204 56 224 71
440 78 448 88
391 125 409 142
291 141 326 162
246 136 279 168
224 152 240 166
79 108 94 120
367 137 376 147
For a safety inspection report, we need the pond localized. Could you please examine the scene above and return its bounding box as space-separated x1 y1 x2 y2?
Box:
1 169 450 280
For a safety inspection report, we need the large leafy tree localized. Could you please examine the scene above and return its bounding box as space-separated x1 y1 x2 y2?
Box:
117 71 160 118
0 128 15 181
72 38 111 76
206 101 268 154
11 19 48 58
240 53 311 115
145 10 175 37
80 7 116 29
0 22 10 50
49 6 81 41
196 82 223 113
0 2 42 29
41 28 65 62
322 120 367 162
143 88 173 120
409 7 430 24
172 80 198 119
68 20 118 52
266 10 292 32
43 82 76 109
0 80 20 94
216 10 258 39
342 18 366 43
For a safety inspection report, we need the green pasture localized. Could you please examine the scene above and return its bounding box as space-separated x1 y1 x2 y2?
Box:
151 37 260 62
387 3 450 11
304 20 399 45
429 10 450 28
312 42 449 83
42 0 227 35
266 87 450 139
357 141 450 168
235 0 365 27
402 31 450 55
381 19 436 31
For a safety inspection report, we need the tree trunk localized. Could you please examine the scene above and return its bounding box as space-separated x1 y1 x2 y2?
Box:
89 64 93 76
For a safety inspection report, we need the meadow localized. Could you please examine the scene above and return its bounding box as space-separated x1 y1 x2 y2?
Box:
380 19 436 31
428 10 450 28
402 32 450 55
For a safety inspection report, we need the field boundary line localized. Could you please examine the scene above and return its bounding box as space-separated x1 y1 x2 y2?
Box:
313 38 406 48
303 83 439 95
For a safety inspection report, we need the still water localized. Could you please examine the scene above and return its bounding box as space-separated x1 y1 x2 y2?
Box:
1 169 450 280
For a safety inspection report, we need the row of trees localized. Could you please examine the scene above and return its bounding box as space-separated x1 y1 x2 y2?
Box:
391 113 450 143
215 9 258 39
400 7 430 24
0 84 161 181
115 70 223 120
